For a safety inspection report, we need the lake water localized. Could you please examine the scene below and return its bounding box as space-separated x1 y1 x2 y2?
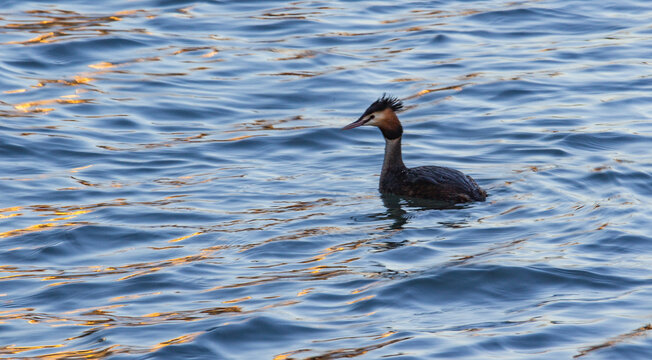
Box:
1 0 652 359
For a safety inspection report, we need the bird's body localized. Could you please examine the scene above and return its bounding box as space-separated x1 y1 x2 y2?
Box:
343 95 486 203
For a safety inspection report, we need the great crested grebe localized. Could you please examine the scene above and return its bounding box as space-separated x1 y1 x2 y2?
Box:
342 94 486 203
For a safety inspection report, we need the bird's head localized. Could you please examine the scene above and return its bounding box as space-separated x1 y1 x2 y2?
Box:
342 94 404 139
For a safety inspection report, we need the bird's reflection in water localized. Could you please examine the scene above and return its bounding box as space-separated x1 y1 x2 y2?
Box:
378 193 468 230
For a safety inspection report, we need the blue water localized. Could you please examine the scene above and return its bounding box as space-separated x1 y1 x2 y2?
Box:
1 1 652 359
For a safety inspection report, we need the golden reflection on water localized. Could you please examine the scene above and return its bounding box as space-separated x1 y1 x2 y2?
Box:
4 1 636 358
0 193 387 313
273 334 412 360
226 115 316 133
0 303 241 332
0 344 64 356
0 218 85 239
2 9 151 45
151 332 203 351
574 324 652 358
0 330 205 357
96 133 265 152
1 7 230 121
0 195 191 241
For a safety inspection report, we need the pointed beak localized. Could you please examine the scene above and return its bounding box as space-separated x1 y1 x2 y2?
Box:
342 115 366 130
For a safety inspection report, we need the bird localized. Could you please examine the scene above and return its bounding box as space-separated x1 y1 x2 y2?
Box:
342 94 486 203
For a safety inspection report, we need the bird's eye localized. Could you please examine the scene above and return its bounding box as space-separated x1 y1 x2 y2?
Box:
369 115 375 120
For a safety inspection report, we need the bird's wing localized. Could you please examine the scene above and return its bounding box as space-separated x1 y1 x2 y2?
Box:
408 166 472 188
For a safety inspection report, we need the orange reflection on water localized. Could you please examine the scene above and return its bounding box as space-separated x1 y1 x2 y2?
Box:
3 89 27 94
109 292 161 303
168 231 203 243
274 333 412 360
0 343 64 356
575 324 652 358
172 46 219 58
226 115 316 133
87 62 114 71
300 236 369 265
0 221 80 239
151 332 203 351
222 296 252 304
0 195 190 242
2 9 150 46
13 97 92 114
1 9 172 118
97 134 265 152
404 84 466 101
5 344 125 358
7 31 56 44
296 288 313 297
0 303 242 349
38 76 95 87
204 261 351 293
346 295 375 305
0 203 93 239
0 206 22 219
5 334 189 358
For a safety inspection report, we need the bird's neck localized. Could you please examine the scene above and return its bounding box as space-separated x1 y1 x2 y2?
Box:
378 110 403 140
381 136 406 177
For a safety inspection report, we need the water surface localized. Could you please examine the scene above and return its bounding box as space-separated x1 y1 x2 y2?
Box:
1 0 652 359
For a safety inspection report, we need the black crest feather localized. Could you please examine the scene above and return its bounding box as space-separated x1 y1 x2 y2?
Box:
363 93 403 116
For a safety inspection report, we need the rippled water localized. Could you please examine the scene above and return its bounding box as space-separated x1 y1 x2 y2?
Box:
1 0 652 359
